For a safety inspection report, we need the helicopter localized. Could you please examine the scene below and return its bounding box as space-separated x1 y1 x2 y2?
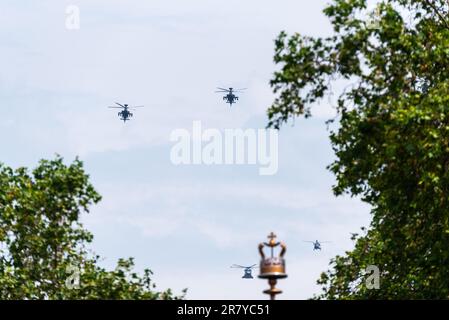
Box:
215 87 246 106
303 240 331 251
230 264 258 279
108 102 144 122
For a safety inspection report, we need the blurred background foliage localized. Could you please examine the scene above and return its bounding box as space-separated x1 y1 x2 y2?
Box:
268 0 449 299
0 156 185 299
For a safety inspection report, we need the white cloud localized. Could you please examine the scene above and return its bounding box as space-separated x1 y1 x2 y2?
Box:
86 181 370 246
1 0 334 157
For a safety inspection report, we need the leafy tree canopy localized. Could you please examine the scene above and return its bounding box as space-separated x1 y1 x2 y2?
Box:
268 0 449 299
0 156 185 299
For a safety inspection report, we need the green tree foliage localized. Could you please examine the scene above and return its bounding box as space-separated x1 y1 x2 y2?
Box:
267 0 449 298
0 157 185 299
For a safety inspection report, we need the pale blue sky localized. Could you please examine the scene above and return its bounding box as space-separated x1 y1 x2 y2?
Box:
0 0 373 299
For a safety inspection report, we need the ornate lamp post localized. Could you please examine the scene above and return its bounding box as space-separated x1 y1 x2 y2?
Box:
258 232 287 300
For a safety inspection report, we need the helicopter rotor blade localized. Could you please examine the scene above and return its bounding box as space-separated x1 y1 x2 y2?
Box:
217 87 230 92
108 106 123 109
231 264 245 268
129 106 145 109
115 102 126 108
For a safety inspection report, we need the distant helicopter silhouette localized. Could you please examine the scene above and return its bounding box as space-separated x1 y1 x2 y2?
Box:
215 87 246 106
304 240 331 251
108 102 144 122
231 264 258 279
350 233 359 240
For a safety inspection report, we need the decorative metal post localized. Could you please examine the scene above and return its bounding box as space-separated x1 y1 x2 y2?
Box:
258 232 287 300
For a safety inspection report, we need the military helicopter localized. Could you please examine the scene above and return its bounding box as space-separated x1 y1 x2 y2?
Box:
303 240 331 251
215 87 246 106
231 264 258 279
108 102 144 122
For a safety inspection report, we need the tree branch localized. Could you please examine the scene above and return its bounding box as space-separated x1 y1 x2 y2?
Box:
425 0 449 30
